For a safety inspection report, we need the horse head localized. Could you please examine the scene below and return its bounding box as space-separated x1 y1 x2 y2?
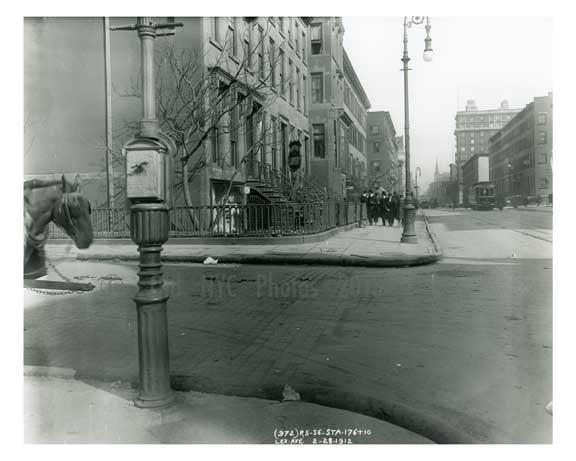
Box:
53 175 94 249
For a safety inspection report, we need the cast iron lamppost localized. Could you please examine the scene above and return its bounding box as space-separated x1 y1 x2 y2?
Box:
400 16 433 243
111 17 183 409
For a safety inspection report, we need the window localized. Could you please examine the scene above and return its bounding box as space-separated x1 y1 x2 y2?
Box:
302 75 307 114
296 68 301 110
302 32 306 62
288 60 294 104
374 142 380 153
255 27 263 79
538 131 547 145
279 50 285 97
539 153 548 165
244 34 252 69
538 113 547 125
313 124 325 158
230 95 240 167
269 38 276 90
229 18 239 57
311 24 322 54
369 125 380 135
211 124 219 163
373 161 381 172
280 17 286 35
311 73 323 103
303 136 309 174
539 178 549 189
211 17 221 43
295 21 299 53
271 116 278 169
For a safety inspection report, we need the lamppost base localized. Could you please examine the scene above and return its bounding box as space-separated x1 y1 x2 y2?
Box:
134 393 175 409
401 202 418 244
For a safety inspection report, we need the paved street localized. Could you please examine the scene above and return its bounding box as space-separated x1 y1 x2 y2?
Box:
24 208 552 443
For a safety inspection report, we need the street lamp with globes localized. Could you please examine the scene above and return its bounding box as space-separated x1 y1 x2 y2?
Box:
401 16 433 243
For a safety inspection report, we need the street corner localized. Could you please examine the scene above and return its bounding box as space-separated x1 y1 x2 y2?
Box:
24 374 160 443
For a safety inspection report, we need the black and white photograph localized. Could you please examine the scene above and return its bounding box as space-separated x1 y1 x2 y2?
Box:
12 0 571 453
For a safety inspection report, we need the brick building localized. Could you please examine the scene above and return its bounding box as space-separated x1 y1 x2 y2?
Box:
489 93 553 200
454 99 521 203
308 17 371 199
366 111 398 193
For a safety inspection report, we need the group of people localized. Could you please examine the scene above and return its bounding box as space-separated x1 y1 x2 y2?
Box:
361 190 403 227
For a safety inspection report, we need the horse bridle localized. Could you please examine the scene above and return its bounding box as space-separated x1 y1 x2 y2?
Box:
55 192 91 242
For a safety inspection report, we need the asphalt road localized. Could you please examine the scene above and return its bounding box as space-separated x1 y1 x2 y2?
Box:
24 208 553 444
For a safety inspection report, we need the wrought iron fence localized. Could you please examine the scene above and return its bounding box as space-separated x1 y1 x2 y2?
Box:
47 201 366 239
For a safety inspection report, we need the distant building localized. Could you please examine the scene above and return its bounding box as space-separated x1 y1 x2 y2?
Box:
308 17 371 198
366 111 397 193
489 93 553 200
454 99 521 203
427 160 451 205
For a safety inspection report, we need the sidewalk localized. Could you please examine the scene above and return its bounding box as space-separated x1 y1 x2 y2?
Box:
49 215 441 268
24 368 432 444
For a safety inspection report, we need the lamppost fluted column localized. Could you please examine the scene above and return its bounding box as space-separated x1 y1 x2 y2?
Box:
400 16 433 243
401 17 417 243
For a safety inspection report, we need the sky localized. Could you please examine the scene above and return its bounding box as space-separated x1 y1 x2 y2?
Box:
342 16 553 191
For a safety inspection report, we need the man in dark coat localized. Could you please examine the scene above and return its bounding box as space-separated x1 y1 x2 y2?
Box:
386 193 395 226
367 190 379 225
391 191 400 226
378 192 390 226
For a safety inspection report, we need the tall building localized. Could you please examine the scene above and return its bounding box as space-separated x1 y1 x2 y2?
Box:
454 99 521 203
308 17 371 198
366 111 397 192
489 93 553 200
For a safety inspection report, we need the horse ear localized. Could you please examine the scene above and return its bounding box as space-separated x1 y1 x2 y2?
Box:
73 174 81 193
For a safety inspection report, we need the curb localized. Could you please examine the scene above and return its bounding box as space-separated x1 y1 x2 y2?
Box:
49 222 361 246
77 251 441 267
24 365 77 379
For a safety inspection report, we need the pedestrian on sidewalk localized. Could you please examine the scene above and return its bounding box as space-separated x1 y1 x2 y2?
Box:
398 194 405 225
367 190 379 226
378 191 390 226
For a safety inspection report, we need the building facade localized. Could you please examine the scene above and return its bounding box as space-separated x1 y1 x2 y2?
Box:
366 111 398 193
454 99 521 203
489 93 553 200
308 17 371 199
24 17 317 210
184 17 314 208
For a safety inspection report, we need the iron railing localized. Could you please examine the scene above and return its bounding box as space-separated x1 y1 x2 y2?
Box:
47 201 366 239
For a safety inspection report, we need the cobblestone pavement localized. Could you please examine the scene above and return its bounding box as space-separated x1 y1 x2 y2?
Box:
24 208 552 443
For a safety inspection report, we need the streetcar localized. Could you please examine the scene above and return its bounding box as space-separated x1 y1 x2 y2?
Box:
467 182 497 210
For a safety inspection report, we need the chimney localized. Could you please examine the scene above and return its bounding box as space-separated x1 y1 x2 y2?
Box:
465 100 477 112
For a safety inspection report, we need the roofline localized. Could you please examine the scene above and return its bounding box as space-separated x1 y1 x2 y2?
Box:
343 49 371 110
